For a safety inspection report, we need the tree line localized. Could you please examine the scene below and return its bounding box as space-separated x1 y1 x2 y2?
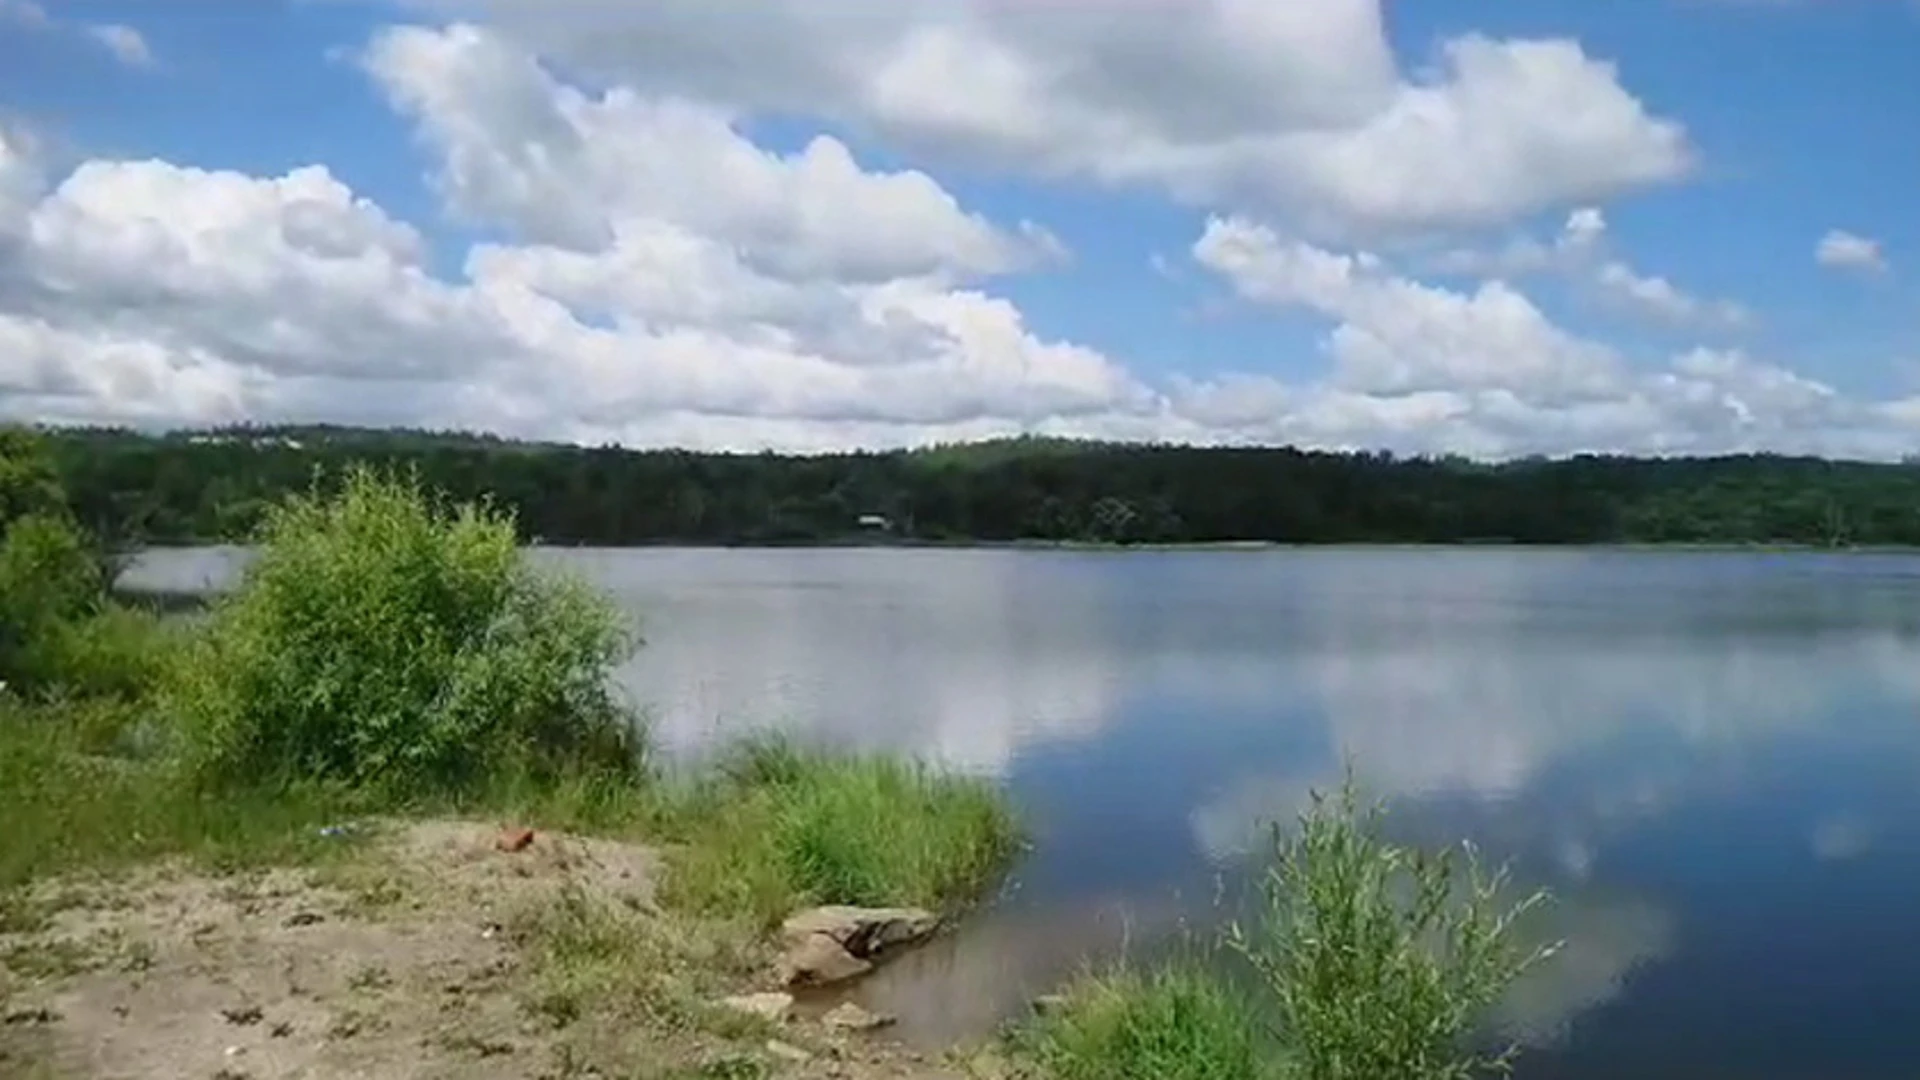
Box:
35 424 1920 548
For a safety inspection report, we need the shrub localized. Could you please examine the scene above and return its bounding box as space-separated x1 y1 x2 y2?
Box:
166 467 642 801
0 512 109 689
14 606 179 704
1016 966 1271 1080
663 737 1022 925
1227 779 1558 1080
0 425 63 529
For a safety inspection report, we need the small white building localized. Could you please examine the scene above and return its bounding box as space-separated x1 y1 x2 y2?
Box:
857 513 891 531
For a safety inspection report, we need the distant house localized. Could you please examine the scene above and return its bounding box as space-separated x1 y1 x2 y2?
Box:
856 513 892 532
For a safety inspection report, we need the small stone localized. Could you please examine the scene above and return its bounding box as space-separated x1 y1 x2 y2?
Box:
780 906 938 958
822 1002 895 1032
776 933 872 988
269 1021 293 1038
765 1039 812 1064
495 827 535 853
719 991 794 1023
220 1005 263 1026
1030 993 1071 1016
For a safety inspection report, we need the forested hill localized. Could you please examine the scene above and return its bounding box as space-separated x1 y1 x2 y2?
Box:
37 424 1920 548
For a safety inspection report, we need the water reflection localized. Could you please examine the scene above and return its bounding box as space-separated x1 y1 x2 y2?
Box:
120 546 1920 1077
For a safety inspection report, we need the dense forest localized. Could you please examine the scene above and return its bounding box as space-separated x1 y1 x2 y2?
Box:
32 424 1920 548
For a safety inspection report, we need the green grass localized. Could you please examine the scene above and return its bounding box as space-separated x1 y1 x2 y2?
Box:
1015 965 1272 1080
660 737 1023 926
0 698 358 891
1015 776 1557 1080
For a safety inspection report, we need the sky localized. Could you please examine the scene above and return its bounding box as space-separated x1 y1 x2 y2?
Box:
0 0 1915 458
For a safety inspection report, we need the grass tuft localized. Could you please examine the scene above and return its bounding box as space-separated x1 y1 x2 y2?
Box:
1015 965 1272 1080
661 736 1023 926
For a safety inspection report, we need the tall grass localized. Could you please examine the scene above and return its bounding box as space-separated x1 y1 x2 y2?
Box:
1228 782 1556 1080
0 697 349 889
1016 965 1272 1080
1019 776 1557 1080
164 466 643 802
662 737 1022 926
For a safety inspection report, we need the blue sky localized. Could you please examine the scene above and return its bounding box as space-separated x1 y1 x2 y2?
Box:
0 0 1915 456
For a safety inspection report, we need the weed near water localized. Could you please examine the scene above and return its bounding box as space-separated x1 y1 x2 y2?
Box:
1016 777 1556 1080
660 736 1023 926
1015 965 1273 1080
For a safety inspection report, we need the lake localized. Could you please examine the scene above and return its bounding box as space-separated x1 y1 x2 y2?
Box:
120 546 1920 1079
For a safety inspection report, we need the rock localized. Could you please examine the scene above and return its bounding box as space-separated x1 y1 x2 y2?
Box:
719 992 794 1023
765 1039 812 1064
1030 993 1071 1016
776 933 872 988
495 827 535 853
780 906 939 959
822 1002 895 1032
219 1005 263 1026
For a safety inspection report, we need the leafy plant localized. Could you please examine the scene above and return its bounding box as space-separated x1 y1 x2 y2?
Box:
1227 777 1559 1080
165 466 643 801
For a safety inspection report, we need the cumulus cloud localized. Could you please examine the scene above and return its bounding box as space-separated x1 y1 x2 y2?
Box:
1191 218 1899 457
402 0 1692 234
0 27 1156 448
1433 207 1749 331
0 16 1911 459
1816 229 1889 273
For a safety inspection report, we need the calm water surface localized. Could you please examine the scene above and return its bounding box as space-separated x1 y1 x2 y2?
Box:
123 546 1920 1079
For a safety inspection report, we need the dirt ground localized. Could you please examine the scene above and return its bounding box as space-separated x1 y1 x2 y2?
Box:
0 822 1000 1080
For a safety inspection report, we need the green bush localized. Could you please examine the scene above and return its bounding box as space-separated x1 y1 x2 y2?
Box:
14 606 179 703
1226 779 1558 1080
165 467 643 801
0 512 110 689
1016 966 1272 1080
0 425 63 529
663 737 1022 925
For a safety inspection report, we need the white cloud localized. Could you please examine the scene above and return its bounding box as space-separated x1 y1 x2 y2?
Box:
1816 229 1888 273
86 23 154 69
403 0 1692 235
1434 207 1749 331
0 20 1910 460
1191 218 1900 458
362 23 1051 279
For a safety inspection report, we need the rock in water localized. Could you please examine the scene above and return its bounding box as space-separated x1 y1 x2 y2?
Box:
777 933 873 987
779 906 939 959
822 1002 896 1032
718 992 794 1023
